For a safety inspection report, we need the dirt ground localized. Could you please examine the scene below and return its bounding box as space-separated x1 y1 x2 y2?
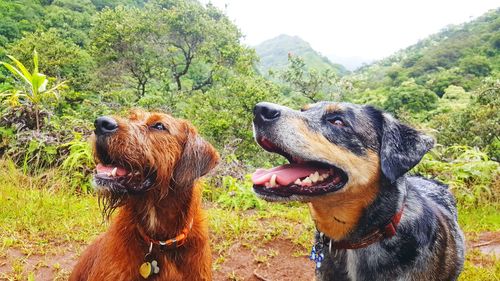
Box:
0 232 498 281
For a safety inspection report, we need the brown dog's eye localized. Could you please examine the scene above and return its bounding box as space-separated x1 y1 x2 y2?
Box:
329 118 345 127
151 122 167 131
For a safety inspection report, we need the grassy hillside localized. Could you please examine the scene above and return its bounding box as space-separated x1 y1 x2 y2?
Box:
255 34 348 76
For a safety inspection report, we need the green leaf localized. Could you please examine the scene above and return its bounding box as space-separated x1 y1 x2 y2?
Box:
33 49 39 74
7 55 32 81
31 72 47 96
0 62 31 86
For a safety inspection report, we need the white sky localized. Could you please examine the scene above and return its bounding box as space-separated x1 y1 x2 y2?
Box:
202 0 499 62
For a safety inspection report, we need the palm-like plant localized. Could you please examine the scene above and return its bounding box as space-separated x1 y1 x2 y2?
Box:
0 50 65 131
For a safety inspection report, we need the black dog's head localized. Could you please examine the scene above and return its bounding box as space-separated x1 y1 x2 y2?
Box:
252 101 434 202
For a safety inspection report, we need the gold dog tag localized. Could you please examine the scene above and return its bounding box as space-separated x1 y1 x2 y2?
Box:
140 260 160 279
139 262 152 279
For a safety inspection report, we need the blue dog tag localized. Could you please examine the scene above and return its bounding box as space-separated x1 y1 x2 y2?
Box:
309 244 324 269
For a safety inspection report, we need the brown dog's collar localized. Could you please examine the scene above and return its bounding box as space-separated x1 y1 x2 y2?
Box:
321 200 405 250
137 219 193 250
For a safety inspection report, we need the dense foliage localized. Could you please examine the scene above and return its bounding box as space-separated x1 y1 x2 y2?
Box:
0 0 498 209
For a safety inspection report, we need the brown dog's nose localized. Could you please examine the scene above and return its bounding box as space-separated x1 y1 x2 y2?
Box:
254 102 281 124
95 116 118 135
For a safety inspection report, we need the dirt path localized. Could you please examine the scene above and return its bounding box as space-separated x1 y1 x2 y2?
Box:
214 239 314 281
0 239 313 281
1 232 498 281
467 231 500 257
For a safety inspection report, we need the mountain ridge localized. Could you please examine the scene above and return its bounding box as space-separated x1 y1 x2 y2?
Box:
254 34 349 76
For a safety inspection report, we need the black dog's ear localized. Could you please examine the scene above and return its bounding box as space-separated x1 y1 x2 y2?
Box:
172 125 219 188
380 114 434 183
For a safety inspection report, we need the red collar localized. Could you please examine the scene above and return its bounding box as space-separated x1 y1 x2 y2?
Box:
137 219 193 250
324 200 405 250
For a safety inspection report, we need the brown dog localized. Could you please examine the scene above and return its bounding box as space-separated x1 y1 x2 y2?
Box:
70 111 219 281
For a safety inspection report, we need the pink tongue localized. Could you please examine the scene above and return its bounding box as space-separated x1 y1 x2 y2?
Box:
96 163 129 176
252 164 328 186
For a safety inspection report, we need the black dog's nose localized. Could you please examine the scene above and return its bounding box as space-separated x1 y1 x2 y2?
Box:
253 102 281 124
95 116 118 135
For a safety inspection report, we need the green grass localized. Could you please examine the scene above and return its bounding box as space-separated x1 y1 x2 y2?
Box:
459 204 500 233
0 159 498 280
0 161 104 255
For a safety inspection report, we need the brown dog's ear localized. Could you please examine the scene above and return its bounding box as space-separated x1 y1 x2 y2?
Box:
172 125 219 188
380 113 434 183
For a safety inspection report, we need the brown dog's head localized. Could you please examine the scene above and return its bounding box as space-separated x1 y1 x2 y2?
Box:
251 101 433 202
91 110 219 214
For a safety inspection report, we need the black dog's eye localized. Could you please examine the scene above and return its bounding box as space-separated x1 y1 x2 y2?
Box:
328 117 345 127
151 122 167 131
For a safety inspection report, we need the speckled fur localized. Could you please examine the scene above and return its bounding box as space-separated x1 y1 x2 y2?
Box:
252 102 465 281
315 176 465 281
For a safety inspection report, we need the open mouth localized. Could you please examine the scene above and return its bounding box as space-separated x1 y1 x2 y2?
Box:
252 137 348 198
94 162 155 194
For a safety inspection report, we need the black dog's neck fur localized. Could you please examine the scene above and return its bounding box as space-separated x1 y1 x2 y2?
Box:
340 176 406 243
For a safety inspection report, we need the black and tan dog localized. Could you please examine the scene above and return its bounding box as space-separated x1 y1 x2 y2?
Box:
251 102 465 281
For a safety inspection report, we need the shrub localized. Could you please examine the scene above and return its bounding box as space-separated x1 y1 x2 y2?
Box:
384 79 438 116
204 175 263 211
432 79 500 160
60 133 94 193
414 145 499 207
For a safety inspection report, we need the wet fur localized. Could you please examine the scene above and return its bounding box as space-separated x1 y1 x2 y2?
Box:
252 102 465 281
70 111 219 281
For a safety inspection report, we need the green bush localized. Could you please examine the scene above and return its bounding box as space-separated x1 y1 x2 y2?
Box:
414 145 499 207
384 79 438 116
60 133 94 193
204 175 263 211
432 79 500 160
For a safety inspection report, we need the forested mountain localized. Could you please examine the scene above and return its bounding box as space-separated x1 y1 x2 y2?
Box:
255 34 348 76
351 8 499 98
346 8 499 159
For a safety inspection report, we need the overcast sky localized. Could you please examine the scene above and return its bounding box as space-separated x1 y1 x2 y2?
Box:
202 0 499 63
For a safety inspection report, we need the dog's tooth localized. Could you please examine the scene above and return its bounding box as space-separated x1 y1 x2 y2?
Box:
309 173 315 183
302 177 312 185
111 167 117 177
107 172 112 177
313 171 320 182
270 174 277 187
294 178 302 185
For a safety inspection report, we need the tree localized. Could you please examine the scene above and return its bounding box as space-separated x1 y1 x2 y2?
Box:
425 68 462 97
91 6 157 97
384 79 438 116
459 55 492 77
278 54 349 103
432 79 500 160
0 1 44 48
180 73 280 163
42 0 96 47
91 0 246 97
